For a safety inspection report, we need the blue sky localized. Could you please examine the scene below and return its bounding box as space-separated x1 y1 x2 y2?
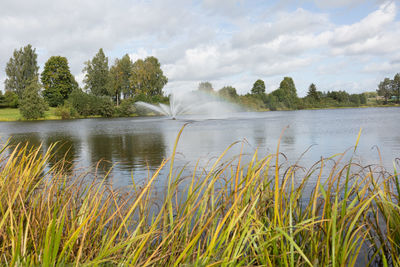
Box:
0 0 399 96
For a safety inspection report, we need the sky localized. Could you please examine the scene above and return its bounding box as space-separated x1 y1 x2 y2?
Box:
0 0 399 96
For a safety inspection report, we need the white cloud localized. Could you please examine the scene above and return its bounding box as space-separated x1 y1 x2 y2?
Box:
330 2 396 46
0 0 399 95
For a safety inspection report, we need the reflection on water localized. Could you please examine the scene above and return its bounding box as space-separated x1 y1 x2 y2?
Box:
44 136 77 174
87 131 166 172
0 107 399 187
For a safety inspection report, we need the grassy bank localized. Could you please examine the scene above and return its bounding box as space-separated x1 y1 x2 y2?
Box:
1 104 399 122
0 128 399 266
0 107 60 121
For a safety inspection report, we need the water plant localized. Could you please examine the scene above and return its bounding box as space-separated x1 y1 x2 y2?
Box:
0 127 399 266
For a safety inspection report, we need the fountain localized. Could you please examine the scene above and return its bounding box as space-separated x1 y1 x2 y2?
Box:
135 91 240 120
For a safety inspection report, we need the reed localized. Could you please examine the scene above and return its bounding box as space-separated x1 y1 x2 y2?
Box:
0 128 399 266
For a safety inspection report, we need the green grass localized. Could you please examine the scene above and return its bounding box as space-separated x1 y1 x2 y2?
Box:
0 107 60 121
0 126 399 266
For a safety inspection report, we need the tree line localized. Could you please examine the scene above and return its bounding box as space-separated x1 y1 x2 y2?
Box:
0 45 168 119
0 44 398 119
376 73 400 104
202 78 371 111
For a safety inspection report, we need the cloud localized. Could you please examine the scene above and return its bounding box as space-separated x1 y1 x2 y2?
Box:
0 0 399 96
232 8 330 48
330 2 396 46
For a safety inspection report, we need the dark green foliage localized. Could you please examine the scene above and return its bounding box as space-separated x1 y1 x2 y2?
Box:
5 44 39 98
68 89 114 117
377 78 393 103
327 90 350 103
115 98 136 117
218 86 238 100
110 54 133 104
393 73 400 103
198 82 213 92
130 56 168 96
264 94 278 111
83 48 110 96
271 77 298 109
349 94 361 105
68 89 91 116
376 74 400 104
306 83 320 101
96 96 114 117
54 101 78 120
0 91 4 107
3 91 19 108
41 56 78 107
251 79 266 95
359 93 367 104
19 80 48 119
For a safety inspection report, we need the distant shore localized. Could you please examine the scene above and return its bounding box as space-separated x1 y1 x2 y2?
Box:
0 104 398 122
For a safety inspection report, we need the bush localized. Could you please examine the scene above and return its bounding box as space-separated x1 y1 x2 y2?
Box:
19 81 48 119
96 96 114 117
68 89 88 116
55 102 78 119
68 89 114 117
115 98 136 117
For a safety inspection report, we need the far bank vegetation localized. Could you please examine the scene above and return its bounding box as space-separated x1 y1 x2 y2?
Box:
0 44 398 120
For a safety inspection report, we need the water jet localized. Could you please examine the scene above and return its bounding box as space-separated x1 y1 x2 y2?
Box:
135 91 240 120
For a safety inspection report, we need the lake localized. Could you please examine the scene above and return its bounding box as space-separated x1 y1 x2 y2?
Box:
1 107 399 187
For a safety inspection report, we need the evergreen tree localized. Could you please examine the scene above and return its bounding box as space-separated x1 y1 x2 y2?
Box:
109 54 133 104
41 56 78 107
251 79 266 95
83 48 110 96
130 56 167 96
19 79 48 119
4 44 39 98
307 83 320 101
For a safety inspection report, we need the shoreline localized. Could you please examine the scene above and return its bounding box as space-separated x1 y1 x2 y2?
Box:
0 104 398 122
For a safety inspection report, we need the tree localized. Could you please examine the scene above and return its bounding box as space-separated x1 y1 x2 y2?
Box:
19 79 48 119
218 86 238 100
393 73 400 104
377 77 393 104
83 48 110 96
251 79 266 95
198 82 213 92
130 56 167 96
4 44 39 98
4 91 19 107
306 83 320 101
41 56 78 107
0 91 4 107
272 77 298 109
109 54 133 105
349 94 361 106
327 90 350 103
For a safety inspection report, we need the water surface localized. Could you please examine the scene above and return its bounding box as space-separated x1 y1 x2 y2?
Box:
1 107 399 186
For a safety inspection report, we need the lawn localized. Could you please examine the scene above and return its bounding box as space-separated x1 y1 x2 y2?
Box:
0 107 60 121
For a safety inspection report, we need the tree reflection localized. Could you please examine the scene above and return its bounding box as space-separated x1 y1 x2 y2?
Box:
87 131 166 174
8 133 43 154
43 136 77 174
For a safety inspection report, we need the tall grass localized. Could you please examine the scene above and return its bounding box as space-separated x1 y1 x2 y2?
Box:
0 127 399 266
